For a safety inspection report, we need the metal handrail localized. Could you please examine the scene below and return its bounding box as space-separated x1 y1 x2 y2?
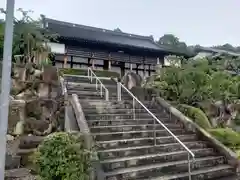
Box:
117 82 195 180
87 68 109 101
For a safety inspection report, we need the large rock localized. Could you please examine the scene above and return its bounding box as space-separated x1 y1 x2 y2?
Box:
5 154 21 170
121 72 142 90
5 168 36 180
8 100 26 135
6 136 21 169
19 135 44 149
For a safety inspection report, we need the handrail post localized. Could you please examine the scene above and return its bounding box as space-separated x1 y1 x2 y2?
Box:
117 82 121 101
188 153 192 180
90 69 93 83
100 84 103 97
117 82 119 101
87 68 110 102
105 90 109 101
95 78 98 90
133 98 135 120
153 118 156 146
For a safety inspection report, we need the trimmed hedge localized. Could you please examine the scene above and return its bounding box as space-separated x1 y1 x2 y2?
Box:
32 132 91 180
177 104 212 129
59 68 120 78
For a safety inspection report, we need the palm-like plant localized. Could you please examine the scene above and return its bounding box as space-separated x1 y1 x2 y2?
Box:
0 8 57 64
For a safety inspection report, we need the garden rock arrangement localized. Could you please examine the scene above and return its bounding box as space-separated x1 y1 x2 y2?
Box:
5 58 64 179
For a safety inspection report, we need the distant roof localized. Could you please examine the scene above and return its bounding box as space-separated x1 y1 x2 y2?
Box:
43 18 190 56
195 46 240 57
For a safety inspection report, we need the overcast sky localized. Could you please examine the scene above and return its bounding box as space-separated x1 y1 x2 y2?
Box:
0 0 239 46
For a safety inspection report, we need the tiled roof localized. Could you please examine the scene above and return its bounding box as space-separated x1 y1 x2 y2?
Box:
45 18 160 50
44 18 190 56
195 46 240 57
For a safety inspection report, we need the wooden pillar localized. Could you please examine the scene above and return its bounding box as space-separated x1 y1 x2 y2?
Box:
108 53 111 70
87 58 91 67
108 60 111 70
148 65 151 76
156 57 162 74
92 59 95 69
63 54 67 68
91 53 95 69
70 56 73 68
50 54 55 66
143 64 146 78
121 62 125 77
157 57 160 65
130 63 133 71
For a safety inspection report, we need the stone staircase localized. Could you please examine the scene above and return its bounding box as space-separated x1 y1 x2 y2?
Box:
65 75 238 180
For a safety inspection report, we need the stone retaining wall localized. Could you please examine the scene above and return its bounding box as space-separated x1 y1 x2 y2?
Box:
131 86 240 172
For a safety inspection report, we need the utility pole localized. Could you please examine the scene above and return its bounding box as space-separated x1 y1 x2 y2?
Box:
0 0 15 179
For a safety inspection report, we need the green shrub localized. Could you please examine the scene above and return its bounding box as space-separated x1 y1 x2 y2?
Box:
59 68 120 78
177 104 212 129
234 112 240 125
208 128 240 149
33 132 91 180
235 149 240 158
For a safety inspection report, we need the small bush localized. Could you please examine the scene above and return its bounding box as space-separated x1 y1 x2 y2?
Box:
59 68 120 78
177 104 212 129
208 128 240 149
234 112 240 125
32 132 91 180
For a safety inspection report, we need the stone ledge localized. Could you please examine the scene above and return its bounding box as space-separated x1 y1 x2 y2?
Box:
70 94 105 180
155 96 239 171
10 99 26 107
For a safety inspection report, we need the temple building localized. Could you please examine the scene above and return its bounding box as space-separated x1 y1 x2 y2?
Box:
42 17 190 77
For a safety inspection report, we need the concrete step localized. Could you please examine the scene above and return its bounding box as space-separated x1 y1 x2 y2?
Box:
19 136 44 149
67 90 128 100
87 119 179 127
148 165 235 180
90 123 182 133
67 86 129 97
97 134 197 149
104 156 226 179
68 90 107 96
207 175 239 180
85 113 167 121
101 148 215 172
66 82 117 90
64 75 116 85
77 95 125 101
83 108 159 114
97 141 209 159
78 95 117 101
78 99 155 106
92 128 188 141
80 102 138 110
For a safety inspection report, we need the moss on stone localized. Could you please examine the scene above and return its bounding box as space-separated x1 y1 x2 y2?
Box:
208 128 240 150
59 68 120 78
177 104 212 129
